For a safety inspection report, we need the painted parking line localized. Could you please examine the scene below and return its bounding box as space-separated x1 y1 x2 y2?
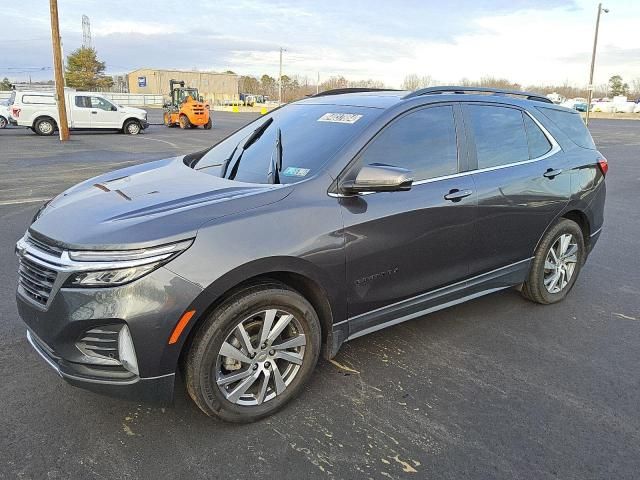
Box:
0 197 50 206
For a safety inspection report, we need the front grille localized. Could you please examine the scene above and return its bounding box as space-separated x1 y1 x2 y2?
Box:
76 326 121 365
26 233 63 257
18 256 57 306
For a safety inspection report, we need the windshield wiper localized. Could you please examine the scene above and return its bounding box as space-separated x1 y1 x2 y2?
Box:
226 117 274 180
267 127 283 184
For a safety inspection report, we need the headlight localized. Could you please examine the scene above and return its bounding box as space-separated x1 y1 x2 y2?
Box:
65 264 159 286
63 239 192 287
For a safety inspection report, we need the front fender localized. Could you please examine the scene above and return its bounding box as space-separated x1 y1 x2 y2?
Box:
159 256 344 372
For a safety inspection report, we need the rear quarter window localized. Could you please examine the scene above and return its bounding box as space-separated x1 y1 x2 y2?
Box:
536 106 595 149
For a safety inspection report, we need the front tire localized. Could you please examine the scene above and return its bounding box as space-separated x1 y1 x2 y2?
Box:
123 119 141 135
34 117 56 136
522 218 585 304
0 116 7 129
179 115 190 129
163 112 174 127
184 282 321 423
204 117 212 130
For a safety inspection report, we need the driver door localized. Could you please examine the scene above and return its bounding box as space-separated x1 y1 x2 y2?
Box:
89 96 121 129
338 104 477 321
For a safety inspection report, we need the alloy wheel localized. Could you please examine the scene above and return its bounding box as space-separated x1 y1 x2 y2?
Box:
215 309 306 406
543 233 578 294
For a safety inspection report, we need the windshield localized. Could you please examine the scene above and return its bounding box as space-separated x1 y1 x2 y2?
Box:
179 89 199 102
195 103 379 184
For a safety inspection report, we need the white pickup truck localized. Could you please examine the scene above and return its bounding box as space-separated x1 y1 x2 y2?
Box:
8 90 149 136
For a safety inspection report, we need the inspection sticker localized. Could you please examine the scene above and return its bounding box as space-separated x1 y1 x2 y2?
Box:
282 167 311 177
317 113 363 124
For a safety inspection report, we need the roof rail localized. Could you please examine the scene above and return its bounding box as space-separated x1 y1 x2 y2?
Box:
403 86 553 104
311 87 400 98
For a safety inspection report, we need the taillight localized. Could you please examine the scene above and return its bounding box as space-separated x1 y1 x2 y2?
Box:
597 157 608 176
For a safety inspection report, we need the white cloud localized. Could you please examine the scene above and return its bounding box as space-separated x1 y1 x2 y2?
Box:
2 0 639 87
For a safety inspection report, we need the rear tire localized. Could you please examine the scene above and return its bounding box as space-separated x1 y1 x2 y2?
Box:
522 218 585 304
184 282 321 423
34 117 56 136
0 116 7 129
179 115 190 129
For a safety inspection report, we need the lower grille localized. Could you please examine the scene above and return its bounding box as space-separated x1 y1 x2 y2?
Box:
18 257 57 306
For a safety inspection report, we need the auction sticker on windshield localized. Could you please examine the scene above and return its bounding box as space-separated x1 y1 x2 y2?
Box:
317 113 363 124
282 167 311 177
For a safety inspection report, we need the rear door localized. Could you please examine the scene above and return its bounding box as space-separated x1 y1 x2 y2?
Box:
71 95 93 128
339 104 477 318
463 103 570 275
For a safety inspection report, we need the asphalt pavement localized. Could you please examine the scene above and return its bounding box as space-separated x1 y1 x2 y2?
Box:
1 112 639 479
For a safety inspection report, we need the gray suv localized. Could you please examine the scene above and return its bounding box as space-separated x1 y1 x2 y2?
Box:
15 87 607 422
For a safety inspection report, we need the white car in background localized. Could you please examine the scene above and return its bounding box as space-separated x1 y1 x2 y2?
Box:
9 90 149 135
0 100 10 129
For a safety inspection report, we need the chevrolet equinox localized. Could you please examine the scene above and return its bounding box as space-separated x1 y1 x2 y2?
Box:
16 87 607 422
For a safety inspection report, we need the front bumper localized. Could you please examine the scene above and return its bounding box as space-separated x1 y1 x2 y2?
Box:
16 235 203 403
27 329 175 404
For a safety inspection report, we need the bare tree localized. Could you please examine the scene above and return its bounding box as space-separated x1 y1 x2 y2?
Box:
401 74 433 91
630 78 640 97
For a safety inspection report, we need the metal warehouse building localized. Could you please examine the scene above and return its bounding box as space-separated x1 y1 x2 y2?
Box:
127 68 239 105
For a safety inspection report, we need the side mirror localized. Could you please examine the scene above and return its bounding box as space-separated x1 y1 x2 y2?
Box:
340 165 413 194
111 105 118 111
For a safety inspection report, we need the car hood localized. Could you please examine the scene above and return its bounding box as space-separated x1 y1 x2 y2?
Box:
30 157 292 249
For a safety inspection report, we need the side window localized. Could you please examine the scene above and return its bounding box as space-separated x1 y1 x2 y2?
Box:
75 96 90 108
523 113 552 158
359 106 458 181
21 94 56 105
467 105 529 169
90 97 115 111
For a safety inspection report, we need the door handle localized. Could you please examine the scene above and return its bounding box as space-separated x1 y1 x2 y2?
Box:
91 111 98 114
444 189 473 202
543 168 563 179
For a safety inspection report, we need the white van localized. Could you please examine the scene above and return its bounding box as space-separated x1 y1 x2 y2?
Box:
8 90 149 136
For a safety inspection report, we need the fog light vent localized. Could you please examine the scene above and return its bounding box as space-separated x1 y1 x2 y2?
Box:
76 326 121 366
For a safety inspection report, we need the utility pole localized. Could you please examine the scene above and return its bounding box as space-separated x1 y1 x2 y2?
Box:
49 0 69 141
585 3 609 126
278 47 286 104
317 72 320 95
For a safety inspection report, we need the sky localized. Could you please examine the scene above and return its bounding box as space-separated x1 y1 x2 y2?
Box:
1 0 639 88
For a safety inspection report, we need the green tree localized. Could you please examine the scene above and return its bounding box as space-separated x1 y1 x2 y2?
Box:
238 75 260 93
0 77 12 90
259 74 276 96
608 75 629 97
65 47 113 90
